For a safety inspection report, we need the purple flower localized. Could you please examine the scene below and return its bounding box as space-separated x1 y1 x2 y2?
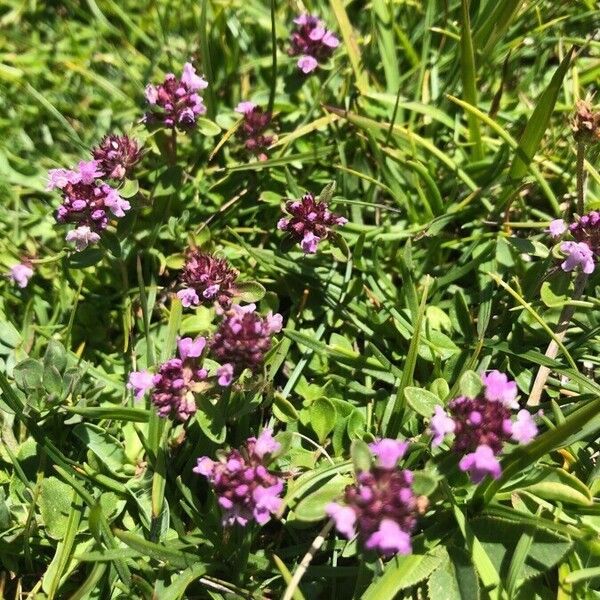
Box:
326 503 357 538
193 431 284 526
176 287 200 308
47 168 79 190
77 160 103 184
103 187 130 217
265 312 283 334
235 101 257 114
48 160 129 250
548 219 567 237
150 337 207 421
300 231 320 253
144 62 208 130
9 263 33 288
217 363 234 387
430 405 456 447
365 519 411 555
297 55 318 74
253 482 284 524
439 371 537 483
560 241 595 274
235 102 274 158
482 370 519 409
65 226 101 251
209 304 283 378
181 62 209 93
326 442 426 556
511 409 538 444
550 211 600 274
289 14 339 73
253 429 281 458
127 370 154 401
369 439 408 469
278 193 346 254
92 134 142 180
177 336 206 361
458 445 501 483
179 251 239 309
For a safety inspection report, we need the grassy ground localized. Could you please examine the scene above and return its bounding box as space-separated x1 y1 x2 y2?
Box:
0 0 600 598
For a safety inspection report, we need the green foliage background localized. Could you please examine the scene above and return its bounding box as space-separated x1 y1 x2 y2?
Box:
0 0 599 598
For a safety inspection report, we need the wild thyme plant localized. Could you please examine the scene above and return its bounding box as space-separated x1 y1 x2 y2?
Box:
1 2 599 599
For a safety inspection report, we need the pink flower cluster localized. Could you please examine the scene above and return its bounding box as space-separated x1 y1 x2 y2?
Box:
327 439 423 556
548 212 600 274
430 371 538 483
278 193 347 253
150 336 208 422
289 14 340 73
47 159 130 251
177 250 239 309
145 62 208 129
127 305 283 418
92 134 142 180
235 102 275 159
209 304 283 385
193 429 283 526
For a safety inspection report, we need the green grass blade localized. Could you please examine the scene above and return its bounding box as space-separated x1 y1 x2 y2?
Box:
487 272 577 371
446 94 559 212
372 0 399 92
451 500 502 599
474 0 524 58
329 0 368 93
508 47 574 181
43 490 83 599
459 0 484 160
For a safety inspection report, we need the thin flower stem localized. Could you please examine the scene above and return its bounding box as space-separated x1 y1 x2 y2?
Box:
528 135 590 406
282 519 334 600
576 140 586 215
527 272 588 406
267 0 277 116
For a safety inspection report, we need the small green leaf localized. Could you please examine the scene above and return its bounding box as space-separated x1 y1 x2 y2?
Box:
309 397 337 443
67 247 103 269
72 423 128 473
412 470 439 496
294 475 350 522
39 477 73 540
119 179 139 198
13 359 44 390
195 397 226 443
363 550 444 599
428 546 480 600
430 378 450 400
0 321 22 349
235 281 266 303
459 370 482 398
351 439 372 474
196 117 221 136
318 181 336 204
519 466 593 506
347 409 366 439
44 340 67 373
329 231 350 262
273 393 299 423
404 386 440 418
165 253 185 269
43 364 63 396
